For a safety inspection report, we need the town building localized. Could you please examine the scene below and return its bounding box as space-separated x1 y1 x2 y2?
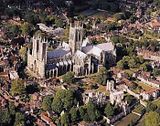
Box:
27 21 116 78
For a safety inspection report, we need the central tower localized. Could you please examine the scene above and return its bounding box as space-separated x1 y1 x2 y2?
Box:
69 21 83 54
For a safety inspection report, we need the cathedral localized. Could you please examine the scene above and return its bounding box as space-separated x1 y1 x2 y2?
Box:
27 21 116 78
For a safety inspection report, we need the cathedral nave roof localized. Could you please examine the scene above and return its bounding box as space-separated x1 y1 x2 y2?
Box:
47 47 71 59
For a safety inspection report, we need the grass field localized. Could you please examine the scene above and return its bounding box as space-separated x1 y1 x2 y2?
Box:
152 98 160 107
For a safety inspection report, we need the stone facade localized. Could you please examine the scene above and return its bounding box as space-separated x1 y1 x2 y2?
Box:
27 21 116 78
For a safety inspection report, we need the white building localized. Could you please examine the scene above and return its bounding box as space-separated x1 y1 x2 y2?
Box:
9 71 19 80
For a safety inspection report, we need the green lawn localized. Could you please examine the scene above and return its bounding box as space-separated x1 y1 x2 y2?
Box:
152 98 160 107
115 113 139 126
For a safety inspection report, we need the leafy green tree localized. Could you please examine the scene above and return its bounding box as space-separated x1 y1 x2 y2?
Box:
52 89 77 114
140 62 152 72
145 111 160 126
95 67 108 85
83 112 90 122
10 79 26 96
61 112 70 126
69 107 78 123
9 102 16 115
104 103 114 118
21 22 32 36
111 36 119 44
79 106 85 120
153 68 160 77
7 25 21 38
0 109 11 125
128 58 136 68
24 11 40 25
38 12 47 24
42 95 53 111
125 95 135 105
117 60 125 69
14 112 25 126
19 47 27 61
64 90 77 110
51 90 65 113
62 72 75 83
86 101 101 121
55 19 63 28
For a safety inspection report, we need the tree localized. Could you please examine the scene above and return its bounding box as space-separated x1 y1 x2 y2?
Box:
24 11 40 25
21 22 32 36
14 112 25 126
153 68 160 77
111 36 119 44
7 25 21 38
63 90 77 110
145 111 160 126
51 89 65 113
117 60 125 69
140 62 152 72
62 72 75 83
55 18 63 28
125 95 135 105
52 89 77 114
79 106 85 120
104 103 114 118
95 67 108 85
61 112 70 126
10 79 26 96
42 95 53 111
0 109 11 125
128 58 136 68
9 102 16 115
19 47 27 61
52 96 64 114
86 101 101 121
69 107 78 123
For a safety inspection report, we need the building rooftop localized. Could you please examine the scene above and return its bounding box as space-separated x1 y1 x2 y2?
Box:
47 47 70 59
96 42 115 52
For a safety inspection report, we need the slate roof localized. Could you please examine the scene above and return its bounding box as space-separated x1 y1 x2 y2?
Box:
47 48 70 59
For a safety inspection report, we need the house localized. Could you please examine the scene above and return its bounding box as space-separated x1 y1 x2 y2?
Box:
35 119 46 126
106 79 115 91
148 18 160 33
110 90 124 105
137 49 160 62
82 90 108 105
140 89 160 101
9 71 19 80
37 23 64 36
30 93 42 109
0 96 7 108
137 72 160 88
40 112 56 126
